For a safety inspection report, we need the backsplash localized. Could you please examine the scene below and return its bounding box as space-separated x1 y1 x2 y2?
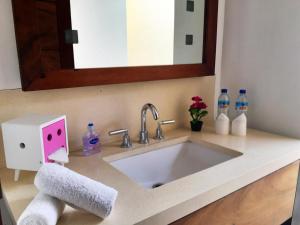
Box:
0 76 215 168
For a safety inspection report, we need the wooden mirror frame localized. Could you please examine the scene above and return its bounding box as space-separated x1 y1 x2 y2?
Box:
12 0 219 91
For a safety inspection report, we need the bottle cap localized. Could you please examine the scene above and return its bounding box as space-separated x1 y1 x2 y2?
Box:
240 89 246 94
221 89 228 94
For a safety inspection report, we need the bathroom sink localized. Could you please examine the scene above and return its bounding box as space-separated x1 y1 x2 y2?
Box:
110 141 242 189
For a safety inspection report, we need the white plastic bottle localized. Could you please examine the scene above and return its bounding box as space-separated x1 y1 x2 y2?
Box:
232 89 248 136
235 89 248 116
216 89 230 135
217 89 230 116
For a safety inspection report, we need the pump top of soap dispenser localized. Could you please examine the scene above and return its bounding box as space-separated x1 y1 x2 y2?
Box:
87 122 94 129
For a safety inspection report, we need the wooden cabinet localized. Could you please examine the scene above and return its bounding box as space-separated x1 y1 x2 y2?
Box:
171 161 299 225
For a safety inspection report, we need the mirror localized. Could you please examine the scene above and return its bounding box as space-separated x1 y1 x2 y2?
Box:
70 0 205 69
11 0 218 91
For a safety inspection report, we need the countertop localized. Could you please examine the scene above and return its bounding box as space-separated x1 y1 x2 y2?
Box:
1 128 300 225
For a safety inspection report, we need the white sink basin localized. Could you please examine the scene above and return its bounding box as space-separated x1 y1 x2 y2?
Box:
110 141 242 189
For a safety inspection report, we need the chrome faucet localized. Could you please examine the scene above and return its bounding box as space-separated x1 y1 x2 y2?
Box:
139 103 159 144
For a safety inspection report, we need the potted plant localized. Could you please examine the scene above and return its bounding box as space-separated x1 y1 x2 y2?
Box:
189 96 208 132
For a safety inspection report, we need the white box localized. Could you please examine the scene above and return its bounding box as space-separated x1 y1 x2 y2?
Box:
1 114 69 177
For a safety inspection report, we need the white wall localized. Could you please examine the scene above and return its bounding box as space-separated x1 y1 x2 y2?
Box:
127 0 175 66
70 0 128 68
0 0 21 90
173 0 205 64
221 0 300 138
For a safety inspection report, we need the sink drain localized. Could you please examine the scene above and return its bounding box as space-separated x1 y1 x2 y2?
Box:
152 182 164 189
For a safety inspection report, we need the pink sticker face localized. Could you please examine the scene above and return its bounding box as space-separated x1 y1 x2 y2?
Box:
42 119 67 163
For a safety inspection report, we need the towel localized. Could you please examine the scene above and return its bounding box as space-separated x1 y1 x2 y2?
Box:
34 163 118 218
215 113 230 135
232 113 247 136
17 192 65 225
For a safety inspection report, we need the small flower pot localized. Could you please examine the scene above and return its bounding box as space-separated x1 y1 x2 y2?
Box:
190 121 203 132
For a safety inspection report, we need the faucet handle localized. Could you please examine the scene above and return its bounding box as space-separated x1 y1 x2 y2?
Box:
160 120 176 125
108 129 132 148
154 120 176 140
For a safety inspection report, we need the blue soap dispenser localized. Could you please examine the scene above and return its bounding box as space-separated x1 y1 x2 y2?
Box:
82 123 101 155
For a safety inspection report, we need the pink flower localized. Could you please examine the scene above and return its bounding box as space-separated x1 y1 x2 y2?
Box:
199 102 207 109
190 102 207 110
190 103 198 109
191 96 202 102
189 95 208 122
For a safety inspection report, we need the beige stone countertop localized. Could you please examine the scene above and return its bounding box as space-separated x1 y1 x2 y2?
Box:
1 128 300 225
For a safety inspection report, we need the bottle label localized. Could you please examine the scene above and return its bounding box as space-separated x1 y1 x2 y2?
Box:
89 138 99 145
218 100 230 109
236 102 248 111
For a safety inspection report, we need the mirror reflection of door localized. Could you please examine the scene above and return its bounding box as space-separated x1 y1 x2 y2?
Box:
70 0 205 69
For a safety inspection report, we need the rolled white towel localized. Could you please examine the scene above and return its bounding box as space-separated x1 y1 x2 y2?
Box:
17 192 65 225
34 163 118 218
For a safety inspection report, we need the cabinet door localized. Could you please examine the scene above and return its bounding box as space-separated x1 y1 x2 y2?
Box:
171 161 299 225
